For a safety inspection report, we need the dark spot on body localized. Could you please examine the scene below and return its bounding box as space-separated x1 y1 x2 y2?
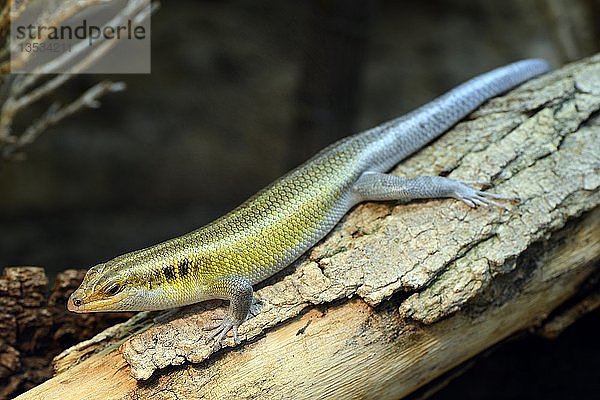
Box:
179 258 190 278
164 264 176 281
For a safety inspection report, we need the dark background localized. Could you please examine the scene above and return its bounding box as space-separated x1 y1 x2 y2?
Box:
1 0 599 398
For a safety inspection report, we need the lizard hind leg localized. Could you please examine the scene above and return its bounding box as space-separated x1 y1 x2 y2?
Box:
203 277 253 350
352 171 512 208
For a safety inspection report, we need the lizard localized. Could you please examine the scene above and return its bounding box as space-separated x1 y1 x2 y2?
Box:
68 59 551 348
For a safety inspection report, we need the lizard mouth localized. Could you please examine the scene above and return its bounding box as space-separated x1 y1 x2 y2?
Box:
67 292 127 313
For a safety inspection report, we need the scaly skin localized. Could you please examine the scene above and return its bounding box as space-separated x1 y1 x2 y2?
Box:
68 59 551 347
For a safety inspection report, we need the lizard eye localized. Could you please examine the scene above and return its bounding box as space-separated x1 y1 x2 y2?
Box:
104 282 121 296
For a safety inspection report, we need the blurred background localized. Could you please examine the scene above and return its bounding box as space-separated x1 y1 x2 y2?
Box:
1 0 599 398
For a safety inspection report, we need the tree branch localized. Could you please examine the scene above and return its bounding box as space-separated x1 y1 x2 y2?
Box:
0 0 157 159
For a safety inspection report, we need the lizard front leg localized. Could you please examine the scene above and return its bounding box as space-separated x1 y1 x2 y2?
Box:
203 276 253 349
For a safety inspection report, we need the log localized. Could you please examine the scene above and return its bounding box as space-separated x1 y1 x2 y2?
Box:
0 268 133 399
16 54 600 400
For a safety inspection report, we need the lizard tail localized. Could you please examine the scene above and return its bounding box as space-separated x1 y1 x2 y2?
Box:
363 59 551 172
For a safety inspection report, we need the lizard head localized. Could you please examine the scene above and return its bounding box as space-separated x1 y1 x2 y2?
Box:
67 249 171 313
68 248 205 313
67 261 137 313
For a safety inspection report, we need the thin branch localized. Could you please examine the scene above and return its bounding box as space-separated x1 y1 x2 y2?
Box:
10 0 149 96
0 0 158 158
2 0 111 74
0 0 31 70
2 80 126 159
1 0 146 134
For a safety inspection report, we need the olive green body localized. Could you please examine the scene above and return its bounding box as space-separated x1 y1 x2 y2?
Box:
97 135 374 310
68 59 551 345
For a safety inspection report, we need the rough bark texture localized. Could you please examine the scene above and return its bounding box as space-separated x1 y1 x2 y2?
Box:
0 268 133 400
16 54 600 400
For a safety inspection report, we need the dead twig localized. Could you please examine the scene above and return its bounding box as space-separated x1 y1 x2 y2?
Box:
0 0 158 160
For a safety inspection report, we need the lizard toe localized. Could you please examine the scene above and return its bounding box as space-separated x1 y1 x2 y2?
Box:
204 314 237 349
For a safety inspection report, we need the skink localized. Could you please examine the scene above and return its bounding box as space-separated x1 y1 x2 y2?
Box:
68 59 550 347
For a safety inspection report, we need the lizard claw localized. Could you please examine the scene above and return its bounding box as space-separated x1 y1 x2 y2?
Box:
203 314 240 350
452 182 514 209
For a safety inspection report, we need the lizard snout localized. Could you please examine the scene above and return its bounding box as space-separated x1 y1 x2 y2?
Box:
67 291 85 312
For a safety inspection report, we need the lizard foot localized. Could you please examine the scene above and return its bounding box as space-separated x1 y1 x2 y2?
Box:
203 314 240 350
451 181 514 209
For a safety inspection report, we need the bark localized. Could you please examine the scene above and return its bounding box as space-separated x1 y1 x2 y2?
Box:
16 54 600 400
0 268 133 399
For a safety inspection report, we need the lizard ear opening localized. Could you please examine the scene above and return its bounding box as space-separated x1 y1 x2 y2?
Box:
104 282 122 296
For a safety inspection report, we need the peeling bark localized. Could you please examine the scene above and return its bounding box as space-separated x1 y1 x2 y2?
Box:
0 268 132 399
